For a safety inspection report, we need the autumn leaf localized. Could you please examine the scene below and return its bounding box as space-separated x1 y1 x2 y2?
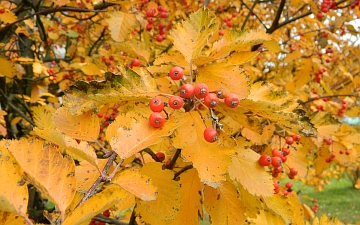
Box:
106 107 176 159
136 162 181 224
80 63 102 76
114 41 151 63
172 111 233 187
4 139 76 220
204 182 247 224
168 169 204 225
0 211 28 225
113 169 157 201
0 146 28 216
75 159 109 192
0 56 17 79
263 194 294 224
53 107 100 141
63 184 128 225
197 62 249 100
170 8 218 63
241 124 275 145
106 11 138 42
0 11 17 24
247 209 286 225
228 144 273 197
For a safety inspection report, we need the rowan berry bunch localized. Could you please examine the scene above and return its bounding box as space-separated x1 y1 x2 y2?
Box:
144 6 171 42
148 66 240 143
259 134 301 194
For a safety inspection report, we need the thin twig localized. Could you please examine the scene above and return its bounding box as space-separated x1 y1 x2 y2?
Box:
240 0 261 30
166 149 181 170
298 94 358 104
0 89 36 126
0 7 106 32
88 27 106 56
267 0 286 33
173 164 194 180
75 151 117 208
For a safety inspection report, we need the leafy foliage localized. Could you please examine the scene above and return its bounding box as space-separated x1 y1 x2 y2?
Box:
0 0 359 224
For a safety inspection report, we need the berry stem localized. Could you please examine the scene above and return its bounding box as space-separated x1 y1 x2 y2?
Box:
166 149 181 170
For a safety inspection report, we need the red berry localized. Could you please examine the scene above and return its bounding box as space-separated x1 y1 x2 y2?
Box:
104 114 110 120
272 148 283 158
146 23 153 31
282 148 290 156
259 155 271 166
330 152 336 158
168 96 184 109
273 166 282 173
132 58 141 67
325 157 332 163
285 182 293 189
204 93 219 108
159 12 168 18
204 127 217 143
345 150 350 155
97 112 103 118
339 149 344 154
292 134 301 142
289 168 298 176
281 156 287 163
271 156 282 167
219 30 225 36
149 112 165 128
224 93 240 108
179 84 194 98
156 35 164 42
285 136 294 145
317 13 323 19
165 159 175 169
155 152 165 162
169 66 184 80
103 210 110 217
146 8 156 17
215 88 227 99
0 9 5 14
149 97 164 112
147 17 154 24
158 22 165 30
194 83 209 98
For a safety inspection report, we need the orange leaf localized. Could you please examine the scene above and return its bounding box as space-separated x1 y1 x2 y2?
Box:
0 145 28 216
53 107 100 141
0 211 28 225
168 168 204 225
4 139 76 220
172 112 233 187
136 162 181 224
63 184 128 225
113 169 157 201
228 145 273 197
106 108 176 159
204 182 246 224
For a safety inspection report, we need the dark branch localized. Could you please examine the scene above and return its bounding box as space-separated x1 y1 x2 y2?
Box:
267 0 286 33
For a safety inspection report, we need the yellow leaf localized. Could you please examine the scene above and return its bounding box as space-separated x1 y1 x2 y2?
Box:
113 169 157 201
283 50 302 63
0 211 28 225
241 124 275 145
10 117 22 126
172 112 233 187
263 194 293 224
197 62 249 100
63 136 99 168
4 139 76 220
0 56 16 78
51 0 69 6
80 63 102 76
75 159 109 192
0 146 28 216
53 107 100 141
248 209 286 225
114 41 151 63
0 11 17 24
228 147 273 197
63 184 128 225
170 8 218 63
226 51 259 65
136 162 181 224
314 146 330 175
106 11 138 42
303 204 315 221
238 184 263 218
204 182 246 224
168 169 204 225
106 107 176 159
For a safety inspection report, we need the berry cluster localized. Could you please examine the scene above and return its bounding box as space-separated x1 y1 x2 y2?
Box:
321 0 337 13
89 210 110 225
259 134 301 182
148 66 240 143
145 6 170 42
273 180 293 195
339 149 351 155
97 104 120 141
337 99 348 116
310 199 319 213
314 68 326 83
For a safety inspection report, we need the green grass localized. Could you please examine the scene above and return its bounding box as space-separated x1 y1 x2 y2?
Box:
287 177 360 224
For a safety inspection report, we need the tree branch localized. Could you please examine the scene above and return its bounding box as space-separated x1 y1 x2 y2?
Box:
267 0 286 33
0 7 106 33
